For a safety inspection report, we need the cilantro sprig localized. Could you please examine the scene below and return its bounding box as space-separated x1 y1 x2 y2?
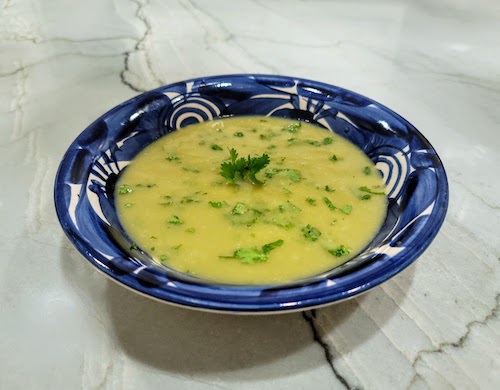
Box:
220 148 270 185
219 239 284 264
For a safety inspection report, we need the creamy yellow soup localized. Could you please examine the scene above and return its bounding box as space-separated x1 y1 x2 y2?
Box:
115 116 387 284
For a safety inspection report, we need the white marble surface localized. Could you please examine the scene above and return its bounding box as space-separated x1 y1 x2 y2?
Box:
1 0 499 388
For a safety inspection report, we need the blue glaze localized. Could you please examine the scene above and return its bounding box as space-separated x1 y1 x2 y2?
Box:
54 74 448 313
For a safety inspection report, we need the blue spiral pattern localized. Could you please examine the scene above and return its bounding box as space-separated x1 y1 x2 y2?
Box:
54 75 448 313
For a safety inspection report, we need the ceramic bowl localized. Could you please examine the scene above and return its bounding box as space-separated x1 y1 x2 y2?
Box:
54 74 448 313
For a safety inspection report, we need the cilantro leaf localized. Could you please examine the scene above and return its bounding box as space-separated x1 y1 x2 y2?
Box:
302 224 321 241
220 239 284 264
264 168 302 183
118 185 133 194
328 245 351 257
306 197 316 205
262 239 284 254
167 215 183 224
339 204 352 215
359 186 385 195
220 148 270 185
323 197 337 210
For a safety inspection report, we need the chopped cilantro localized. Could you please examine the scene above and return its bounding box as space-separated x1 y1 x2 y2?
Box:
159 195 173 206
231 202 248 215
307 140 322 147
325 185 335 193
259 132 278 141
149 235 157 239
360 194 372 200
359 186 385 195
323 137 333 145
328 245 351 257
264 168 302 183
118 185 132 194
220 239 284 264
172 244 182 250
168 215 183 224
339 204 352 215
323 197 337 210
150 246 155 251
185 227 196 233
125 202 134 208
208 201 223 208
306 197 316 205
271 218 295 230
302 224 321 241
182 167 200 173
364 166 372 175
130 242 138 250
283 122 302 133
282 187 292 195
234 132 244 137
160 255 169 262
329 155 338 162
165 155 180 161
220 148 270 185
211 144 223 151
181 196 199 204
262 239 284 254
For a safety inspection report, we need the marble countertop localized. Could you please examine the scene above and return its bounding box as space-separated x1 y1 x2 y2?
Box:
1 0 499 388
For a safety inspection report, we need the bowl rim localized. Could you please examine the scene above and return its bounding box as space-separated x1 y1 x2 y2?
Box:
54 73 449 313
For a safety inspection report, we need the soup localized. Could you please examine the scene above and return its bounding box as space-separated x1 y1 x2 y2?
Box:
115 116 387 284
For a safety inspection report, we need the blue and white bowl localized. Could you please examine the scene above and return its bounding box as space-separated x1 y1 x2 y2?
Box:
54 74 448 313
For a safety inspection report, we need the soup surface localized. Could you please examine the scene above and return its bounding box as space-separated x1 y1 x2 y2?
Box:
115 116 387 284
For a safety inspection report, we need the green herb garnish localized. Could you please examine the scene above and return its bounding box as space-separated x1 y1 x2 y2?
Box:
130 242 138 250
325 185 335 193
181 196 199 204
165 155 180 161
220 148 270 185
234 132 244 137
182 167 200 173
302 224 321 241
323 137 333 145
364 166 372 175
339 204 352 215
323 197 337 210
329 155 338 162
359 186 385 195
264 168 302 183
118 185 133 194
328 245 351 257
283 122 302 133
125 202 134 208
231 202 248 215
208 201 223 208
220 239 284 264
160 255 169 262
168 215 183 225
211 144 223 151
306 197 316 205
